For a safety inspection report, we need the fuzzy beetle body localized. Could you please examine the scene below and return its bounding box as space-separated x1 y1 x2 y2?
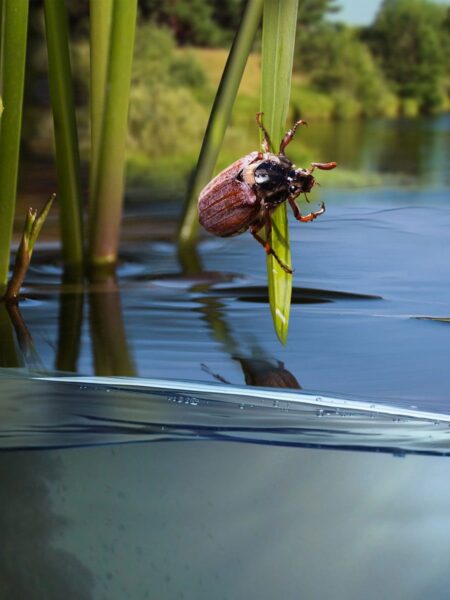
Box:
198 113 336 273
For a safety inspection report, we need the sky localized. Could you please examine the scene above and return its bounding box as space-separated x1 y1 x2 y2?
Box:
330 0 450 25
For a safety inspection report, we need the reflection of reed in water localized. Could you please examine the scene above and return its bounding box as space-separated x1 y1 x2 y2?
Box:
0 302 43 370
178 241 301 389
54 270 136 376
0 303 21 368
88 274 136 377
56 290 84 373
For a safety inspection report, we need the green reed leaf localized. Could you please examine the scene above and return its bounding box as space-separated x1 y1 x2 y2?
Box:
0 0 28 295
44 0 84 279
89 0 113 204
261 0 299 344
88 0 137 270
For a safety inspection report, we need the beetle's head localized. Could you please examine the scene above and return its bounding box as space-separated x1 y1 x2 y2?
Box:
288 168 315 197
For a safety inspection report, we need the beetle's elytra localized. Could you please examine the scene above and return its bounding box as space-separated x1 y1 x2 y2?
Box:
198 112 337 273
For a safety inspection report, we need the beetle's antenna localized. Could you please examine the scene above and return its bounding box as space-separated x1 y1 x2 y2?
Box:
304 193 310 203
256 112 274 153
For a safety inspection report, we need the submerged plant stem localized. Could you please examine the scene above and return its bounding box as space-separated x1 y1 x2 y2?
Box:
44 0 84 279
177 0 264 246
0 0 28 295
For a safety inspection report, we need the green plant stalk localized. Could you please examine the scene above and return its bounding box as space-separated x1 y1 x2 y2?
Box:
88 0 137 268
4 194 54 302
89 0 113 199
261 0 299 344
177 0 264 246
0 0 28 296
44 0 84 279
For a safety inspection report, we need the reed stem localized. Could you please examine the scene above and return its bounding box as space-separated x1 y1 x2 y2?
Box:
88 0 137 269
44 0 84 279
89 0 113 199
0 0 28 295
177 0 264 246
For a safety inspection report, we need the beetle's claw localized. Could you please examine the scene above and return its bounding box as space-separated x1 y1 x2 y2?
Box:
318 202 326 214
280 263 294 274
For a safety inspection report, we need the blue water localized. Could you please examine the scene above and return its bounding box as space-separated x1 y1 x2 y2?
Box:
1 114 450 599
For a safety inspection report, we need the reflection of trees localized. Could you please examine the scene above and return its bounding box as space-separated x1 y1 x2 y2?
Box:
0 453 94 599
302 116 445 185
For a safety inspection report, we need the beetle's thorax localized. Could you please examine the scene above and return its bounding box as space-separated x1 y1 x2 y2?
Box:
240 153 315 209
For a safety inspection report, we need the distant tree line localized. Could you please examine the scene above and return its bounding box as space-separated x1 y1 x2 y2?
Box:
22 0 450 165
137 0 450 115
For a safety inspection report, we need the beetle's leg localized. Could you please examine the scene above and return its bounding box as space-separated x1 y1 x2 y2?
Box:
289 196 326 222
250 219 293 274
279 119 308 155
309 161 337 173
256 112 274 153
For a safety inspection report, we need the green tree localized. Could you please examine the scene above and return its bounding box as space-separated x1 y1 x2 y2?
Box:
366 0 448 112
295 0 344 82
298 0 340 28
139 0 223 45
298 24 394 117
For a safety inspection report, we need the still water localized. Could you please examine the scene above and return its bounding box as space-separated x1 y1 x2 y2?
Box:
1 114 450 599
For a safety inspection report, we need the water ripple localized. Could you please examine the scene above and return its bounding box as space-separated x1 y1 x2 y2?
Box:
1 372 449 455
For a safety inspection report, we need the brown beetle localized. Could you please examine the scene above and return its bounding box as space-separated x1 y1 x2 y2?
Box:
198 112 336 273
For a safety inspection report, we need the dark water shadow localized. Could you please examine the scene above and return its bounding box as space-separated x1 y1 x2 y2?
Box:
204 285 382 304
0 451 95 599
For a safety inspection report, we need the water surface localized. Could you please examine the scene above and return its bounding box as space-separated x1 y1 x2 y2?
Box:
2 115 450 600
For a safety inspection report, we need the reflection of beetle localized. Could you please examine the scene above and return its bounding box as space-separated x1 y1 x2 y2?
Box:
198 112 336 273
201 358 301 389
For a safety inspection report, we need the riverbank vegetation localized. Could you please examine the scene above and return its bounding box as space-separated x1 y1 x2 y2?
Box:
21 0 450 183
